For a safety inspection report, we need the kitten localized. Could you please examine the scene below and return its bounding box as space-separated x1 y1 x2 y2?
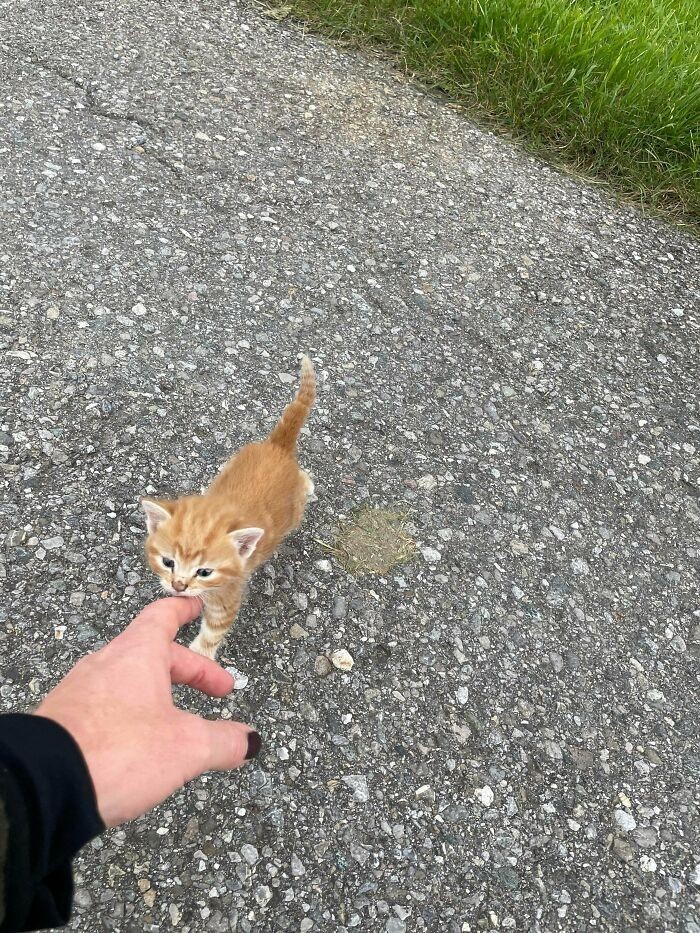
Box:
140 355 316 659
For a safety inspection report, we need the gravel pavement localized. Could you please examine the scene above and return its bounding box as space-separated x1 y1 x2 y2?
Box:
1 2 700 930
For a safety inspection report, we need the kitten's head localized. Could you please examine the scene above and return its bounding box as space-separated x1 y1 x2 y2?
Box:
140 496 263 597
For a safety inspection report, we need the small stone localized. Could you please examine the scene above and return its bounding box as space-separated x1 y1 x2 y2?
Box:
510 539 529 555
342 774 369 802
291 853 306 877
137 879 151 893
54 626 66 640
415 785 435 803
290 623 309 639
332 596 348 619
420 546 441 563
169 904 181 925
225 667 249 690
241 843 259 865
638 454 651 465
330 649 354 671
74 888 92 909
292 592 308 610
350 841 370 866
455 686 469 705
612 837 635 862
386 920 406 933
46 307 60 320
549 652 564 673
570 557 589 575
632 826 658 848
277 747 290 761
300 920 314 933
41 536 64 550
614 809 637 832
690 863 700 886
670 635 686 653
143 889 157 907
613 836 634 862
475 786 494 807
254 885 272 907
640 855 657 873
92 142 106 151
132 302 147 316
277 372 295 384
314 656 332 677
314 559 333 573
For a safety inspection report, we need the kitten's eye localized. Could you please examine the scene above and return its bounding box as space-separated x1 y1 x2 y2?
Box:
196 568 213 578
162 557 175 570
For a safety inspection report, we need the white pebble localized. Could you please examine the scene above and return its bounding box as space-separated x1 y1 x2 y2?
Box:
225 667 249 690
420 546 441 563
330 649 354 672
614 809 637 832
475 785 494 807
455 686 469 705
240 844 259 865
342 774 369 802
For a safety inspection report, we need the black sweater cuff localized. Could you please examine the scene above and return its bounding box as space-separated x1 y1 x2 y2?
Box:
0 714 104 932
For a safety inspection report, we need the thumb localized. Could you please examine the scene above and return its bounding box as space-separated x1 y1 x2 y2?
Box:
188 715 262 773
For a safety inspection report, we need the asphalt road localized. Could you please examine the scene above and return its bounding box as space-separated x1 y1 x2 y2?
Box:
1 1 699 931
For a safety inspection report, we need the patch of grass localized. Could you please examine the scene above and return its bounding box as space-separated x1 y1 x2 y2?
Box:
273 0 700 222
333 506 416 575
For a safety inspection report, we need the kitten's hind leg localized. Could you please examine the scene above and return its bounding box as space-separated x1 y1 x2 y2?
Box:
301 469 317 504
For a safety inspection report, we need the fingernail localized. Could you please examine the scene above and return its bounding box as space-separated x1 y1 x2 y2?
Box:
245 731 262 761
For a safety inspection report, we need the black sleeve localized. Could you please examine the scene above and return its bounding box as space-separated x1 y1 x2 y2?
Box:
0 715 104 933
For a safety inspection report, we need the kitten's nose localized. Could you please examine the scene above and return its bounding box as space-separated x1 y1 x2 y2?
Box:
172 581 187 593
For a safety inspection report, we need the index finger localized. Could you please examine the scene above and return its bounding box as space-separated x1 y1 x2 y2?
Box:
125 596 202 643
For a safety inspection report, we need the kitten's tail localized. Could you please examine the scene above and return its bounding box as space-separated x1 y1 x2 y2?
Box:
267 355 316 452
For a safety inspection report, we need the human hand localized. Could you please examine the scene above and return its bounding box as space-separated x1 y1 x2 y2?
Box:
36 597 259 827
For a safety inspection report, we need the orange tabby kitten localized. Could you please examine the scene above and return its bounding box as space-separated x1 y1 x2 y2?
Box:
141 355 316 658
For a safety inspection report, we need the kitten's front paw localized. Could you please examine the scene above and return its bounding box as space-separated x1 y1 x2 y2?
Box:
189 634 218 660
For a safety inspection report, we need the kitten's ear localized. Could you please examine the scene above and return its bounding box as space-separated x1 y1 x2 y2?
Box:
229 527 264 562
141 498 172 534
